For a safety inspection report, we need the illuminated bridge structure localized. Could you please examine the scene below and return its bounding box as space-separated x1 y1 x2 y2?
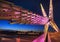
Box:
0 0 59 42
0 1 48 42
0 0 48 25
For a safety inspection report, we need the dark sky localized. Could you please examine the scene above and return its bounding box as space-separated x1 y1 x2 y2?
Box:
0 0 60 32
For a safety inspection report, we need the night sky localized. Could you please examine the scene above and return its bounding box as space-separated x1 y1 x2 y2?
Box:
0 0 60 32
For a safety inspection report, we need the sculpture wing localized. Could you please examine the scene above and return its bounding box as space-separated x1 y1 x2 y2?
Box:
49 0 59 32
44 22 50 41
49 0 53 19
50 20 59 32
40 3 47 17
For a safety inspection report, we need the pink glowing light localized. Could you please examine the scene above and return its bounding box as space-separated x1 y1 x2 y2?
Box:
31 16 49 25
32 34 45 42
15 11 20 14
32 34 51 42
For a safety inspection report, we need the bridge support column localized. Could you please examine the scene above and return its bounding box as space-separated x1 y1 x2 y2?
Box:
16 37 20 42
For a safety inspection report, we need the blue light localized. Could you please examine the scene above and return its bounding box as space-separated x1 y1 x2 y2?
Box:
0 20 44 31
